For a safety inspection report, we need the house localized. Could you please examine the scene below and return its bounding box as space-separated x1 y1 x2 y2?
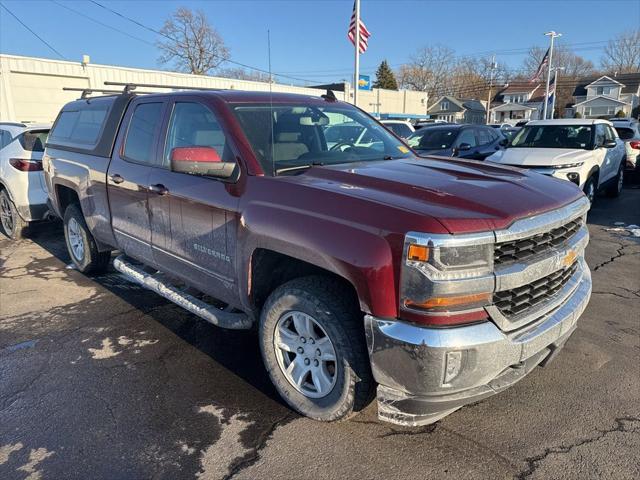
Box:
570 74 640 118
427 96 486 124
490 82 545 124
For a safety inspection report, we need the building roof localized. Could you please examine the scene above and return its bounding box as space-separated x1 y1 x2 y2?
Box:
573 95 629 107
572 73 640 96
460 99 486 112
499 82 542 95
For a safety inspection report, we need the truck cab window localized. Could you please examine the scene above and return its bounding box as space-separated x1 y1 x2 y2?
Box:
164 102 233 166
123 102 163 164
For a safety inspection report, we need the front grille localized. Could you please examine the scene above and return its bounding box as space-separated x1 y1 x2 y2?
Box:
494 218 583 265
493 262 578 317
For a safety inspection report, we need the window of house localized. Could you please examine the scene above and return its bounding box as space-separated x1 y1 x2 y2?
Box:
596 86 611 96
441 101 449 110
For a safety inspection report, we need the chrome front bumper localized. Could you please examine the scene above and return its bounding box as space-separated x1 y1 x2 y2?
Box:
364 259 592 427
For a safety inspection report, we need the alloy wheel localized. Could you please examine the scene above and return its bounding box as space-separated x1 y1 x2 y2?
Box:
67 217 85 261
0 194 14 235
274 311 338 398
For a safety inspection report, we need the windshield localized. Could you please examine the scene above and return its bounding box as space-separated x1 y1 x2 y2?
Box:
407 128 457 150
232 103 412 175
510 125 593 149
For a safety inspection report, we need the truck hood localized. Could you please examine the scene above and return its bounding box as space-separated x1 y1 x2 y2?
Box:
487 147 592 167
294 156 584 233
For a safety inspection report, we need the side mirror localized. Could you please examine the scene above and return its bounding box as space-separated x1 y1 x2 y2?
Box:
170 146 236 179
457 143 472 152
602 139 617 149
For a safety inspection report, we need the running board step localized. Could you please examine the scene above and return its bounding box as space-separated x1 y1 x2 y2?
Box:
113 255 252 330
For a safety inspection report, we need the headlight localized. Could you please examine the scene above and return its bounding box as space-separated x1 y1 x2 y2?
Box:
406 243 493 280
400 232 494 325
555 162 584 169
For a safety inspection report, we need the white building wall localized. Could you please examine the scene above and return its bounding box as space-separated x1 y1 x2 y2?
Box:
0 54 429 122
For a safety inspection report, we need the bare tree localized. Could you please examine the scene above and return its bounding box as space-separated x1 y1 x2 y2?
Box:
397 45 455 100
157 7 229 75
601 30 640 74
523 46 595 79
217 67 272 83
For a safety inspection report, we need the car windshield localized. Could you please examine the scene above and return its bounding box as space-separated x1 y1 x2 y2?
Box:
510 125 593 149
407 128 457 150
232 103 412 175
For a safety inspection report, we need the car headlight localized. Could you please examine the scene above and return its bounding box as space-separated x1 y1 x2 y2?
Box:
555 162 584 169
399 233 494 325
406 242 493 280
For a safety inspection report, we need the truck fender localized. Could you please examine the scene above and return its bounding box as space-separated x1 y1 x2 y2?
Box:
237 202 399 319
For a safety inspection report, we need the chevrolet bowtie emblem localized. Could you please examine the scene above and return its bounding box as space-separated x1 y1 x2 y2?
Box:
563 249 577 268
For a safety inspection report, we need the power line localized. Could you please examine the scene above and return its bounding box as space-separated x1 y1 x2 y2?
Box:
50 0 156 47
0 1 66 59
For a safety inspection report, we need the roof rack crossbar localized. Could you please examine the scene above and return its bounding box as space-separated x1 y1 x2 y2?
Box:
62 87 155 99
104 81 223 92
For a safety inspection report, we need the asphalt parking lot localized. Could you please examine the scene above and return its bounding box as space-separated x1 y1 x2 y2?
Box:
1 187 639 480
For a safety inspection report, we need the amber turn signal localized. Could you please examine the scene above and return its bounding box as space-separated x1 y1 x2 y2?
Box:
407 244 429 262
405 292 491 310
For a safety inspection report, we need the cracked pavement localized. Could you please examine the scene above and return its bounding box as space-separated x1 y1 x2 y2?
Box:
1 186 639 480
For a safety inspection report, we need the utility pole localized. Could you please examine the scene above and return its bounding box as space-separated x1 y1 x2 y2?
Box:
353 0 360 107
543 31 561 120
486 54 496 124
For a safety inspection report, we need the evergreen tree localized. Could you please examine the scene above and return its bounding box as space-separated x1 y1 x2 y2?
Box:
373 60 399 90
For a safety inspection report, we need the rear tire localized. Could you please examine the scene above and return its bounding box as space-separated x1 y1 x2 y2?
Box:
0 189 28 240
606 163 624 198
63 204 110 273
259 276 374 422
583 175 597 204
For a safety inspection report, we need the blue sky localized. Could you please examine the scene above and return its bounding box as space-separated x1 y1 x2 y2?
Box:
1 0 639 85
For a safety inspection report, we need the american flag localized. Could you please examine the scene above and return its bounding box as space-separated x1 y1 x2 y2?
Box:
530 47 550 82
548 71 557 98
348 1 371 54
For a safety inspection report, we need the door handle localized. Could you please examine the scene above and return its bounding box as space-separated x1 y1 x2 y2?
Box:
148 184 169 195
110 173 124 184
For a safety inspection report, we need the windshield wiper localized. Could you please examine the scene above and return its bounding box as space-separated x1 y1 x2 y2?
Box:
275 161 325 175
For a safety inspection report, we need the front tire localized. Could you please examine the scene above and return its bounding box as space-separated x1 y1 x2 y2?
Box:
583 175 597 204
259 276 374 422
606 163 624 198
63 204 110 273
0 189 28 240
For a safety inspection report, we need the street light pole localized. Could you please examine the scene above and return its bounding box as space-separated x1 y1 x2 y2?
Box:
486 54 496 124
543 31 561 120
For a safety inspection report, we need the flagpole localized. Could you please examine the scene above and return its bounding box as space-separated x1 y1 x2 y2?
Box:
353 0 360 107
550 69 558 119
543 31 561 120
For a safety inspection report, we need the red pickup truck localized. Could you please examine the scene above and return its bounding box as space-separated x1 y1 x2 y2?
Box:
43 85 592 426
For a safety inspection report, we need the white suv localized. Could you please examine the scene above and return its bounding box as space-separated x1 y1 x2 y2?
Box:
0 122 52 239
487 119 626 203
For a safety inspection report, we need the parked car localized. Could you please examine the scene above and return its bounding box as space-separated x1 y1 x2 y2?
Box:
609 118 640 171
487 119 626 203
407 124 507 160
413 119 448 130
380 120 415 139
502 126 521 143
515 120 529 127
490 123 511 130
45 87 592 427
0 122 52 239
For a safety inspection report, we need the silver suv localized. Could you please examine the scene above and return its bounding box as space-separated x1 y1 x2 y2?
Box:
610 118 640 171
